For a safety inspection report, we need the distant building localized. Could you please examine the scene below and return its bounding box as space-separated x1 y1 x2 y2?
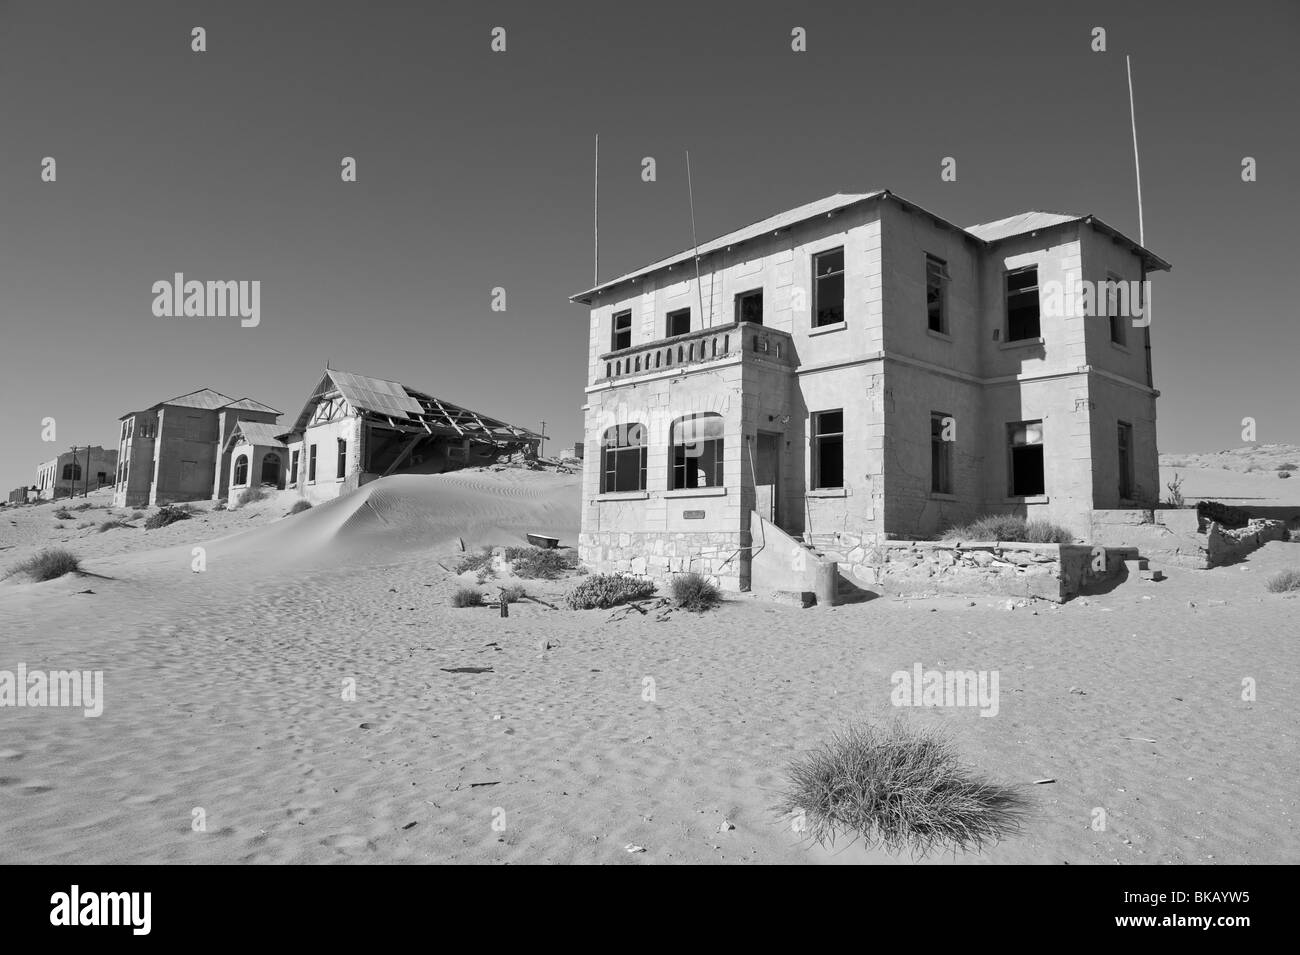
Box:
224 369 541 505
35 447 118 500
112 389 281 507
8 487 37 505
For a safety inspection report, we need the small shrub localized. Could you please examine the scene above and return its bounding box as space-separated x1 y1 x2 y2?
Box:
1280 471 1292 480
129 511 145 520
450 586 483 608
456 547 495 576
287 500 313 515
236 486 267 506
563 573 657 610
671 572 722 612
1265 569 1300 593
499 583 528 604
775 718 1029 855
97 520 130 532
144 505 192 530
1164 471 1185 508
54 509 74 520
73 502 93 511
6 548 81 582
941 515 1073 544
1277 463 1298 472
503 545 579 579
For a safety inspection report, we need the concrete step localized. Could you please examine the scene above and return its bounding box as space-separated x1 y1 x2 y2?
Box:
1123 557 1149 573
1139 567 1165 582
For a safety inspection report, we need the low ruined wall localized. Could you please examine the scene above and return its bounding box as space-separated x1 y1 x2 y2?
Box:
577 530 745 591
1090 508 1286 568
845 540 1124 602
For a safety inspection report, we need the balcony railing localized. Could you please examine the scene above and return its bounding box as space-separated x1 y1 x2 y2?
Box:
598 322 794 382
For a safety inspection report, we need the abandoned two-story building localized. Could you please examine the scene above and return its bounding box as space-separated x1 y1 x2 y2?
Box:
222 368 542 505
570 190 1168 591
113 389 281 507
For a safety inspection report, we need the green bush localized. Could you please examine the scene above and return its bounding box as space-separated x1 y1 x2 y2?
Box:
450 586 483 608
144 505 192 530
503 545 579 579
287 500 313 515
129 511 145 520
941 515 1073 544
776 719 1029 855
54 509 74 520
563 574 657 610
97 520 130 533
1265 569 1300 593
7 548 81 582
670 572 721 612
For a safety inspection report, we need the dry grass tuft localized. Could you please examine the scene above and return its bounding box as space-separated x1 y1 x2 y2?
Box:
776 718 1030 856
6 548 82 582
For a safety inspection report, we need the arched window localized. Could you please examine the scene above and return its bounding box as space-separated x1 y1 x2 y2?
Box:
601 423 647 493
233 454 249 486
62 462 81 481
260 452 281 485
670 413 724 489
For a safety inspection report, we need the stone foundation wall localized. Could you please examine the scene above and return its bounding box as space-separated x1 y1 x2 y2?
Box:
1090 508 1287 568
844 540 1122 602
578 530 746 591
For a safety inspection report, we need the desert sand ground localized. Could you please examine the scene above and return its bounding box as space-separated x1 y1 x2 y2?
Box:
0 458 1297 865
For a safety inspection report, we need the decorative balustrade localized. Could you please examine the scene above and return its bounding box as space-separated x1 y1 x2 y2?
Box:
599 322 794 382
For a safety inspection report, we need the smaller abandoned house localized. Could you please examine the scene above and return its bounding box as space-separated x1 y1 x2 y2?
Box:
35 447 118 500
8 486 39 505
223 369 542 505
113 388 281 507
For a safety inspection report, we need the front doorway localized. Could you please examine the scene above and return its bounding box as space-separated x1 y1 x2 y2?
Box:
754 431 781 526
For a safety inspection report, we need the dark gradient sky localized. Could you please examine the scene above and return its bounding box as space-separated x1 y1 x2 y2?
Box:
2 0 1296 490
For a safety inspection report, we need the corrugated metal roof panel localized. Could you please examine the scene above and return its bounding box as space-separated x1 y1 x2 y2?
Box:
231 422 288 447
964 211 1082 242
221 397 281 415
571 191 884 300
161 388 236 411
327 370 424 418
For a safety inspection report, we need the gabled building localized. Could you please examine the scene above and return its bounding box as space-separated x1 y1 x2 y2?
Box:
224 369 541 505
570 190 1169 591
113 388 281 507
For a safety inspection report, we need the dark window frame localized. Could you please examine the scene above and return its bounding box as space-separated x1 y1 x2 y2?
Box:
233 454 249 487
1005 265 1041 341
1006 419 1045 498
611 310 632 351
926 254 949 334
600 423 647 494
813 247 846 328
669 413 725 490
930 412 953 494
308 444 318 482
337 438 347 478
734 288 763 325
811 409 845 489
1117 420 1134 500
666 307 691 338
1106 272 1127 346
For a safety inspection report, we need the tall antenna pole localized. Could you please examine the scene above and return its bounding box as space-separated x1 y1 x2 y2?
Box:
593 134 599 287
1126 55 1145 246
686 150 706 327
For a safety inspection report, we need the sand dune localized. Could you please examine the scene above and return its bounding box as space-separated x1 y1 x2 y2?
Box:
1 467 1297 865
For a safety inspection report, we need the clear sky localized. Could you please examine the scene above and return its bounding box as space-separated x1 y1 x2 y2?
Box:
1 0 1296 490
